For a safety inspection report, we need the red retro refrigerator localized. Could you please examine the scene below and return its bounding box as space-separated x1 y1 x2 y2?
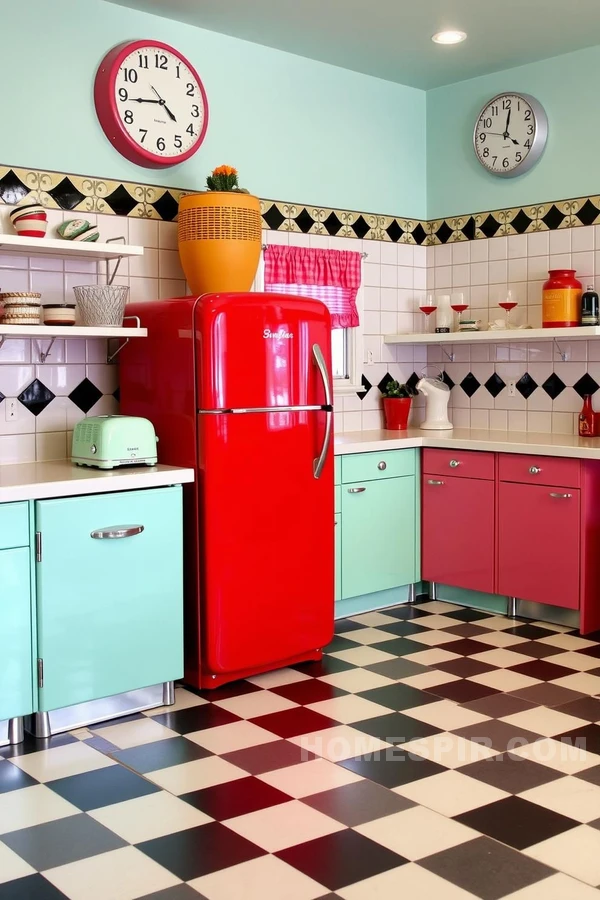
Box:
120 293 335 688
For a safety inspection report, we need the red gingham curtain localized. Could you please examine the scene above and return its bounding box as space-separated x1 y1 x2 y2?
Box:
264 245 361 329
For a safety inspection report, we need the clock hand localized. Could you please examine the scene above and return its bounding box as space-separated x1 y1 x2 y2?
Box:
132 98 162 104
150 84 177 122
504 107 511 137
485 131 520 144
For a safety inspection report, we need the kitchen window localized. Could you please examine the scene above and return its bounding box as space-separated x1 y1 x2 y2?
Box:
263 244 363 390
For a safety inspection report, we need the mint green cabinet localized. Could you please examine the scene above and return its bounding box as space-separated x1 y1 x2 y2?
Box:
335 513 342 603
35 486 184 712
0 547 34 721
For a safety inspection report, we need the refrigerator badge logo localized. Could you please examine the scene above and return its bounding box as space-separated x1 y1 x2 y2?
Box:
263 328 293 339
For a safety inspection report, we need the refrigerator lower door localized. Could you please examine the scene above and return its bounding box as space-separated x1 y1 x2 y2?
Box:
198 409 334 678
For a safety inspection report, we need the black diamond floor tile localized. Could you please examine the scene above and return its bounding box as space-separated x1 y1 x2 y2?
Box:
0 760 38 793
337 752 446 788
302 779 414 826
454 794 578 850
0 875 70 900
150 705 241 734
180 775 291 820
352 711 443 743
1 813 126 870
48 764 160 810
357 683 440 711
109 737 211 773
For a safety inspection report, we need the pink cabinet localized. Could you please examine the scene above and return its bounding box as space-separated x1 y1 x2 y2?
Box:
422 470 495 595
498 481 580 610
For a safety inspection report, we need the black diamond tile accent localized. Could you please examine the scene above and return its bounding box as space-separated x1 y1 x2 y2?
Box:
511 209 533 234
406 372 420 394
48 177 86 211
542 206 566 231
515 373 538 400
542 372 566 400
0 169 29 205
440 370 454 390
352 215 370 239
18 379 55 416
461 217 476 241
434 221 453 244
386 220 404 243
293 208 315 234
113 386 120 403
356 374 372 400
573 372 600 398
0 390 4 406
262 203 285 231
412 223 427 245
102 184 138 217
151 190 178 221
323 211 342 235
479 215 501 238
378 372 394 394
576 199 600 226
68 378 103 413
485 373 506 398
460 372 480 398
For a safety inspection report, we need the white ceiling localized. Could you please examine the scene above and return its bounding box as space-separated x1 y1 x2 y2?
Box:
106 0 600 89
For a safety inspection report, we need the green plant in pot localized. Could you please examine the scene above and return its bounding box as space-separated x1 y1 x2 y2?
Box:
381 380 415 430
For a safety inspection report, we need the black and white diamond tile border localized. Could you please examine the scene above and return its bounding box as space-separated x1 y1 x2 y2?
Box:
16 377 110 416
5 598 600 898
4 163 600 248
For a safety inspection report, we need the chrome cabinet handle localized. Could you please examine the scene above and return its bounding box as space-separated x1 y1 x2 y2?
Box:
348 487 366 493
377 461 387 470
449 459 460 468
549 492 572 499
91 525 144 539
312 343 333 480
427 479 444 486
529 466 542 474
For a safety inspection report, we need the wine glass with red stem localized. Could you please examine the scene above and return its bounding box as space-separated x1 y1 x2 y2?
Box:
419 294 437 334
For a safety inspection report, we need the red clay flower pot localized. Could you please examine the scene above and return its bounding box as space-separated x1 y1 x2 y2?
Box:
383 397 411 430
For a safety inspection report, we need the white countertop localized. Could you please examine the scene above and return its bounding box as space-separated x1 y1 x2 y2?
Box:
334 428 600 460
0 460 195 503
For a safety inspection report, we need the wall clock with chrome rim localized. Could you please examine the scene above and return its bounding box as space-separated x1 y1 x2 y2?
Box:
94 39 209 168
473 92 548 177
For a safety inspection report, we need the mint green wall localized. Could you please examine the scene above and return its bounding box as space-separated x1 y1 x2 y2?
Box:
427 46 600 220
3 0 426 218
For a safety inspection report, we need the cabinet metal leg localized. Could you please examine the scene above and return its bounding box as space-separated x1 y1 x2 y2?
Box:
162 681 175 706
428 582 438 601
407 584 416 604
33 712 51 739
8 718 24 745
508 597 518 618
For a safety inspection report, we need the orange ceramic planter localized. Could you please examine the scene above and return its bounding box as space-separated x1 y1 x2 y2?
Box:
178 192 262 295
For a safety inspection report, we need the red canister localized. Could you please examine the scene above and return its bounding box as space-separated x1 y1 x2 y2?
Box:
542 269 582 328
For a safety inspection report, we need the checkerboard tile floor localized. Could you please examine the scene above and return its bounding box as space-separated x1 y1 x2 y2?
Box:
5 600 600 898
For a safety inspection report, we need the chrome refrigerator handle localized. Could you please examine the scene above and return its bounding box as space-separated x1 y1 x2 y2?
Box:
312 343 333 479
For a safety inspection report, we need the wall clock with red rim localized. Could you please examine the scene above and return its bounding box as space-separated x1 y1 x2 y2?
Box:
94 39 209 168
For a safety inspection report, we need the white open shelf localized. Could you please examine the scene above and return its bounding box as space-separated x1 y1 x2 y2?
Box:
0 324 147 339
384 326 600 345
0 233 143 260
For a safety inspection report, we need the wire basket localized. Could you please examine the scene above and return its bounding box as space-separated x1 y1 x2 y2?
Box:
73 285 130 327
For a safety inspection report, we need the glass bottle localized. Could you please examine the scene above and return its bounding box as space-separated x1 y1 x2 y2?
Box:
581 285 599 326
579 394 595 436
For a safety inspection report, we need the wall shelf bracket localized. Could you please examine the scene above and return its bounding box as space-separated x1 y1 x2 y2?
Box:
105 236 127 285
553 338 569 362
37 337 56 364
441 346 455 363
106 315 141 364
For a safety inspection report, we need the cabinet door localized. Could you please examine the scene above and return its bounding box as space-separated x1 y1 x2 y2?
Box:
422 474 495 594
342 477 416 599
0 548 33 720
35 486 183 712
335 514 341 603
498 482 580 609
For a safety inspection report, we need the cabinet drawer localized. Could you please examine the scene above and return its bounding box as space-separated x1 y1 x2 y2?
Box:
423 448 494 481
0 502 29 549
499 454 580 488
341 449 416 483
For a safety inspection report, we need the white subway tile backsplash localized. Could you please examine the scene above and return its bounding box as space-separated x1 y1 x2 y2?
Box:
508 234 528 259
36 431 66 462
489 237 507 261
572 250 594 278
452 241 470 265
549 229 571 255
434 244 452 267
470 262 489 285
435 266 452 288
380 242 397 265
0 268 29 293
470 240 489 263
0 434 35 463
489 260 508 284
572 226 595 252
397 266 413 289
508 257 528 283
380 265 398 288
397 243 414 266
527 231 550 257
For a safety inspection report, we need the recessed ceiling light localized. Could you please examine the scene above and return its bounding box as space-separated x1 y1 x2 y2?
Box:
432 30 467 45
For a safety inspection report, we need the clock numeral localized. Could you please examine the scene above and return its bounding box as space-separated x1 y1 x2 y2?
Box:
516 152 522 163
123 68 138 83
502 98 511 109
191 104 200 118
176 64 181 79
139 129 148 144
490 105 498 117
124 110 134 125
155 53 168 69
482 117 492 129
492 156 498 166
118 88 128 102
138 54 149 69
186 83 195 96
527 124 534 135
482 147 489 158
524 139 532 149
479 132 486 143
502 157 510 168
174 135 183 149
186 123 195 137
524 109 532 121
157 137 166 151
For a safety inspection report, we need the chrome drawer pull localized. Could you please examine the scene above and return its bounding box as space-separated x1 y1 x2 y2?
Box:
347 487 366 493
377 461 387 470
549 493 572 499
427 479 444 486
449 459 460 468
91 525 144 539
529 466 542 474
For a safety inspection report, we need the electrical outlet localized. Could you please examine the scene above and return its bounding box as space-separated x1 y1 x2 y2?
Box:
366 349 374 365
5 399 17 421
507 381 516 397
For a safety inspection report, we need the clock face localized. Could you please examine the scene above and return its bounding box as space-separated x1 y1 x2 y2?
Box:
473 93 548 178
94 40 209 168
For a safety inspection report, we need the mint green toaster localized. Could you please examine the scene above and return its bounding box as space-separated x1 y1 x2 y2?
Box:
72 416 158 469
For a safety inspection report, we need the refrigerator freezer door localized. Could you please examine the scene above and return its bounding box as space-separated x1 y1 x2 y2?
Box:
198 408 334 677
195 292 332 411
